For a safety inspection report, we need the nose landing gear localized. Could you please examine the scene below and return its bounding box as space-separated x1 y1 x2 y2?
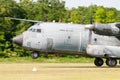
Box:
31 51 39 59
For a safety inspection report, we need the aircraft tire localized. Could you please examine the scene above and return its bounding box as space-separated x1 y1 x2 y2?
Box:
31 52 39 59
106 58 117 67
94 58 104 67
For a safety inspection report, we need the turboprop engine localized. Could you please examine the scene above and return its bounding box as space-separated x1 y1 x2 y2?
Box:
86 22 120 36
93 23 120 36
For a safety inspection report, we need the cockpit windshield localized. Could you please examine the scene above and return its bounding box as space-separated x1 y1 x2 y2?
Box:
28 28 41 33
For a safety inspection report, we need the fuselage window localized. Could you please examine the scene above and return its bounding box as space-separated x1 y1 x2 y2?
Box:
37 29 41 33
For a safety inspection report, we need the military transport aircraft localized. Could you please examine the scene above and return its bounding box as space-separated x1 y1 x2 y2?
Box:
9 17 120 67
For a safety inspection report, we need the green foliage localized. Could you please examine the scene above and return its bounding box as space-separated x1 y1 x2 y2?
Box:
68 8 80 23
94 6 106 23
94 7 117 23
0 0 120 58
106 10 115 23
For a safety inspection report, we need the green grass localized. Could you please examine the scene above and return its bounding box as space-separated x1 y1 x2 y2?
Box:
0 56 94 63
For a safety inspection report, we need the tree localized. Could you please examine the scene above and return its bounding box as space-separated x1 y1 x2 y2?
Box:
19 0 66 22
94 6 106 23
0 0 25 57
106 10 115 23
116 11 120 22
68 8 80 23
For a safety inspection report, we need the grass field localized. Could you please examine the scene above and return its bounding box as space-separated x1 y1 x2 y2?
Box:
0 57 94 63
0 63 120 80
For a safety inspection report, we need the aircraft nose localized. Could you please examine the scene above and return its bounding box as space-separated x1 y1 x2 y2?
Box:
13 34 23 46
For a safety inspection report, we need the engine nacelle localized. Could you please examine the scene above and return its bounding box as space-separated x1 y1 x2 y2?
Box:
87 45 120 58
93 22 120 36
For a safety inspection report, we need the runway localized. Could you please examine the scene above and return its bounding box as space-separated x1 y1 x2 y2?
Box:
0 63 120 80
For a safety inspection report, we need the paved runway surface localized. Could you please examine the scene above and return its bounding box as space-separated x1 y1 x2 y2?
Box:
0 63 120 80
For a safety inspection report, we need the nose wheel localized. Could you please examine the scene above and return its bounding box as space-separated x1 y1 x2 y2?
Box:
31 52 39 59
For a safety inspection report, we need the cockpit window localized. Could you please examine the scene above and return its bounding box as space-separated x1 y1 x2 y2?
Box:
28 28 41 33
29 28 32 31
37 29 41 32
32 29 36 32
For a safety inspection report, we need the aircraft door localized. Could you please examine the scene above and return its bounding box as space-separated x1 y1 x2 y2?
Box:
64 30 72 50
79 32 82 51
79 30 89 52
47 38 53 50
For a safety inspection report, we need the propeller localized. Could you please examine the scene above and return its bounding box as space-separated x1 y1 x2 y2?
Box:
5 17 42 23
85 11 94 45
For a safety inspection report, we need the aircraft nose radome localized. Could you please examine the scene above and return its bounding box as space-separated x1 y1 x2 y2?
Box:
13 34 23 46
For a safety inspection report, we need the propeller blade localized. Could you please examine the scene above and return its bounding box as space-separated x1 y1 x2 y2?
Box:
5 17 42 23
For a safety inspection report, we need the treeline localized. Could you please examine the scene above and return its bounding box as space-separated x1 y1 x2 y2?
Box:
0 0 120 57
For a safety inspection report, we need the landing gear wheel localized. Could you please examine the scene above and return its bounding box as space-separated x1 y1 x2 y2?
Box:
106 58 117 67
31 52 39 59
94 58 104 67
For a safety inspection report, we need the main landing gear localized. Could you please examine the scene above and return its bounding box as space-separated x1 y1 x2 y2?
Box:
94 58 104 67
94 58 117 67
31 51 39 59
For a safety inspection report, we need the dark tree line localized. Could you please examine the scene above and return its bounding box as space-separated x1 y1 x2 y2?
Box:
0 0 120 57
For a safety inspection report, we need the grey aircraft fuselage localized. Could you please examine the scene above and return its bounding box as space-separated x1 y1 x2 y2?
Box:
13 22 120 67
